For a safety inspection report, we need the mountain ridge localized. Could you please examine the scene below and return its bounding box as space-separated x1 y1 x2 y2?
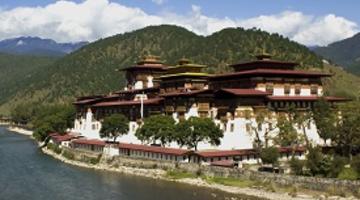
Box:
0 36 88 57
1 25 359 115
314 32 360 75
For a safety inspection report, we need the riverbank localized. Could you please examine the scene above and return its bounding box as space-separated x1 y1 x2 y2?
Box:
7 127 358 200
42 147 355 200
7 126 33 136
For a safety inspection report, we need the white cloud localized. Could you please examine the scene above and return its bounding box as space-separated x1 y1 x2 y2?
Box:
0 0 357 46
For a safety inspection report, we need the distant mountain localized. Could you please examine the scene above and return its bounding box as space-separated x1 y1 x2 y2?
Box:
1 25 359 114
314 33 360 75
0 37 88 56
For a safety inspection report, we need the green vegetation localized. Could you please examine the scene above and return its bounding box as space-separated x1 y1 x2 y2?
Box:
9 103 75 141
0 53 57 115
136 115 223 151
100 114 129 142
205 176 257 188
5 25 357 114
166 170 197 180
62 149 75 160
174 117 223 151
259 147 280 166
135 115 176 146
47 143 62 154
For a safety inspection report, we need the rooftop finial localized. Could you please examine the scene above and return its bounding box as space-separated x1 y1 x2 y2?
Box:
178 57 191 65
256 45 272 60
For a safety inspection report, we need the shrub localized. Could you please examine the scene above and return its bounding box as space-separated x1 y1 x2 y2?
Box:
47 143 62 154
289 157 304 175
351 155 360 175
306 147 331 177
337 167 358 181
329 156 348 178
62 150 75 160
260 147 279 166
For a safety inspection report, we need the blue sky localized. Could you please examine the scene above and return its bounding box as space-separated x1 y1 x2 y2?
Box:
4 0 360 23
0 0 359 46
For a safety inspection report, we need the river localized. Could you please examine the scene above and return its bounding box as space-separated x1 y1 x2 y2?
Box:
0 127 262 200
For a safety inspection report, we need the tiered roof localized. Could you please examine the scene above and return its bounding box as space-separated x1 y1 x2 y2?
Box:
121 55 168 71
160 58 208 79
230 53 298 72
210 68 331 80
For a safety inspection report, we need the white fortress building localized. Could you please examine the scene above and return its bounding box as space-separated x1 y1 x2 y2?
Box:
72 54 347 150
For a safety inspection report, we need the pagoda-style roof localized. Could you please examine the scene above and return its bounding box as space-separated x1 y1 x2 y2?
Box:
230 54 298 72
160 72 209 79
92 98 163 107
210 69 332 80
160 58 207 79
121 55 168 71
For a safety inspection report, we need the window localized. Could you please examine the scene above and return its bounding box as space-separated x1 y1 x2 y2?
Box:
295 85 301 95
284 84 291 95
310 85 318 95
266 84 274 94
246 123 251 133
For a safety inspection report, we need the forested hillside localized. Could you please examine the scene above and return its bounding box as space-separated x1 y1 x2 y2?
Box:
1 25 359 115
314 33 360 75
0 53 57 112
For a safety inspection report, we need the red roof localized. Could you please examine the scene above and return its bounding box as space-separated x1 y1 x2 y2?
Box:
196 149 257 158
210 69 332 79
72 139 106 146
73 98 102 105
160 89 211 97
93 98 163 107
278 146 306 153
49 133 81 142
119 143 192 156
230 60 298 69
216 88 271 96
267 96 350 101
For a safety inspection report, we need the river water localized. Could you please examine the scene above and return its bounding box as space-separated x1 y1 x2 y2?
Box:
0 127 263 200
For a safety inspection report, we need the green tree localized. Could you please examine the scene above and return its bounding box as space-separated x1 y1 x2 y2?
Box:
260 147 280 166
30 104 75 141
313 98 337 144
175 117 223 151
333 102 360 160
100 114 129 142
306 147 331 177
135 115 176 146
249 110 276 150
274 114 302 148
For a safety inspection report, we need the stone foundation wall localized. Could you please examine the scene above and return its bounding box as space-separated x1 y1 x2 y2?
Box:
63 147 360 193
